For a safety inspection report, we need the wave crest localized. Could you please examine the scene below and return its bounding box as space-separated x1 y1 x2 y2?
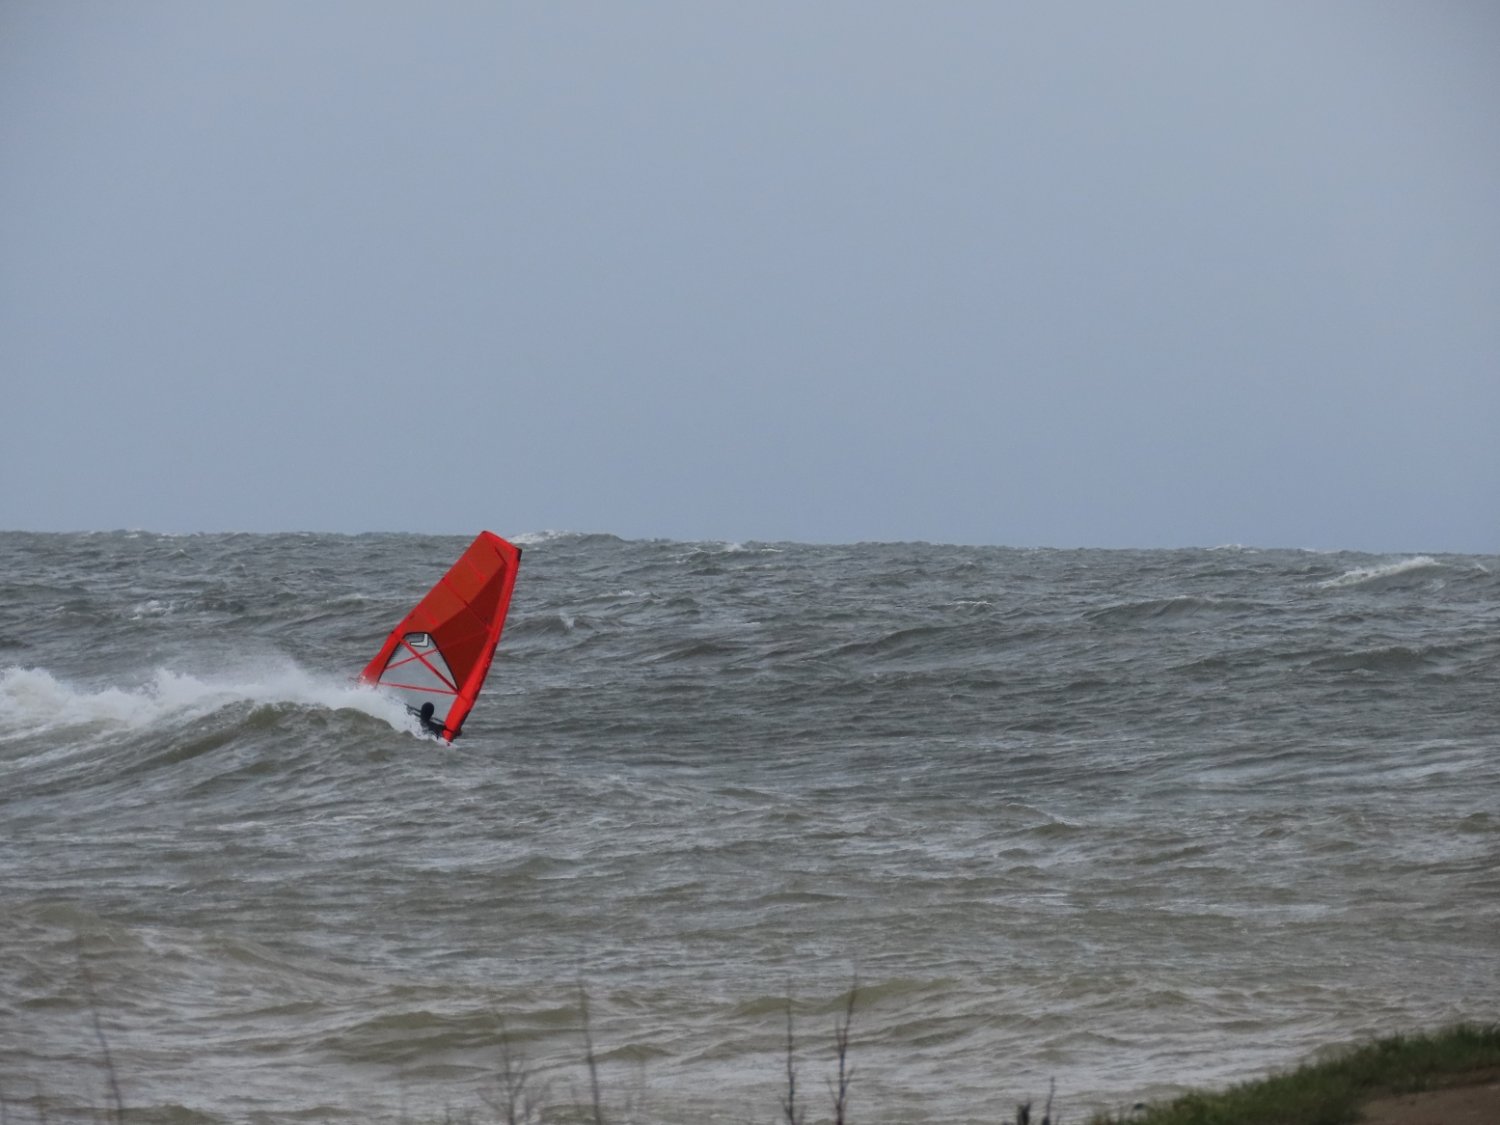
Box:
0 662 413 739
1319 556 1445 588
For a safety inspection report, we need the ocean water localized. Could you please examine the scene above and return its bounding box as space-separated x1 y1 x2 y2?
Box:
1 531 1497 1124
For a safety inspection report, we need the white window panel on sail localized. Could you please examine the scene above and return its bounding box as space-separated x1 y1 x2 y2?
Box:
376 632 459 709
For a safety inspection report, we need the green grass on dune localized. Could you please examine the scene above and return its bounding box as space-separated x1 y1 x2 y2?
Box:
1090 1023 1500 1125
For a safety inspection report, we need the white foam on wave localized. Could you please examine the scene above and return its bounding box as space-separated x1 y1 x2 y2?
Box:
509 529 581 546
679 541 784 559
715 540 784 553
0 661 415 739
1319 555 1444 588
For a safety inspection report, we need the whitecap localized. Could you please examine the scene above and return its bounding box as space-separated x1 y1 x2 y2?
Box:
509 529 584 546
1318 556 1444 588
0 661 415 739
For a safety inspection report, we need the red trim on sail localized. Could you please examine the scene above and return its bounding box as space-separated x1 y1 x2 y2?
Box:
359 531 523 739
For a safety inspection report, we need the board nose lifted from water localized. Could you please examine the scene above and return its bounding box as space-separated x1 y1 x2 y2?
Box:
359 532 522 741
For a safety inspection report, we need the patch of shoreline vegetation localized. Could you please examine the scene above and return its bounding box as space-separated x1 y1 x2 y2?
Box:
7 1004 1497 1124
1089 1022 1500 1125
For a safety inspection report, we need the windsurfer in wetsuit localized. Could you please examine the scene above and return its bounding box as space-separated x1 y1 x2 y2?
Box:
414 701 449 739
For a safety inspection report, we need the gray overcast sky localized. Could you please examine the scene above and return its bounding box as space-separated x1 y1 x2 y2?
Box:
3 2 1497 550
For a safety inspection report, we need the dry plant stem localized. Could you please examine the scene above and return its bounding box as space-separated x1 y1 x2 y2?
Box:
90 1004 124 1125
577 985 605 1125
76 952 124 1125
782 999 804 1125
830 984 856 1125
1017 1078 1058 1125
482 1015 545 1125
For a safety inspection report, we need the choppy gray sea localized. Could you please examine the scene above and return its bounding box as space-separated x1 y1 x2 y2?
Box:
1 531 1497 1123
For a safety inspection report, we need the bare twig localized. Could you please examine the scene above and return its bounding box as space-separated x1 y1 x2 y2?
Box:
781 997 804 1125
76 952 124 1125
829 982 856 1125
481 1014 547 1125
1018 1079 1059 1125
90 1004 125 1125
577 984 605 1125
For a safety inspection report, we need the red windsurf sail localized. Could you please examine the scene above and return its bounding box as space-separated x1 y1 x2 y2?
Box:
360 531 522 739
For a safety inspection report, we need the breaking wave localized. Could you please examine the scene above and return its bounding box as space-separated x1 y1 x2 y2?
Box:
0 662 415 742
1318 556 1446 588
